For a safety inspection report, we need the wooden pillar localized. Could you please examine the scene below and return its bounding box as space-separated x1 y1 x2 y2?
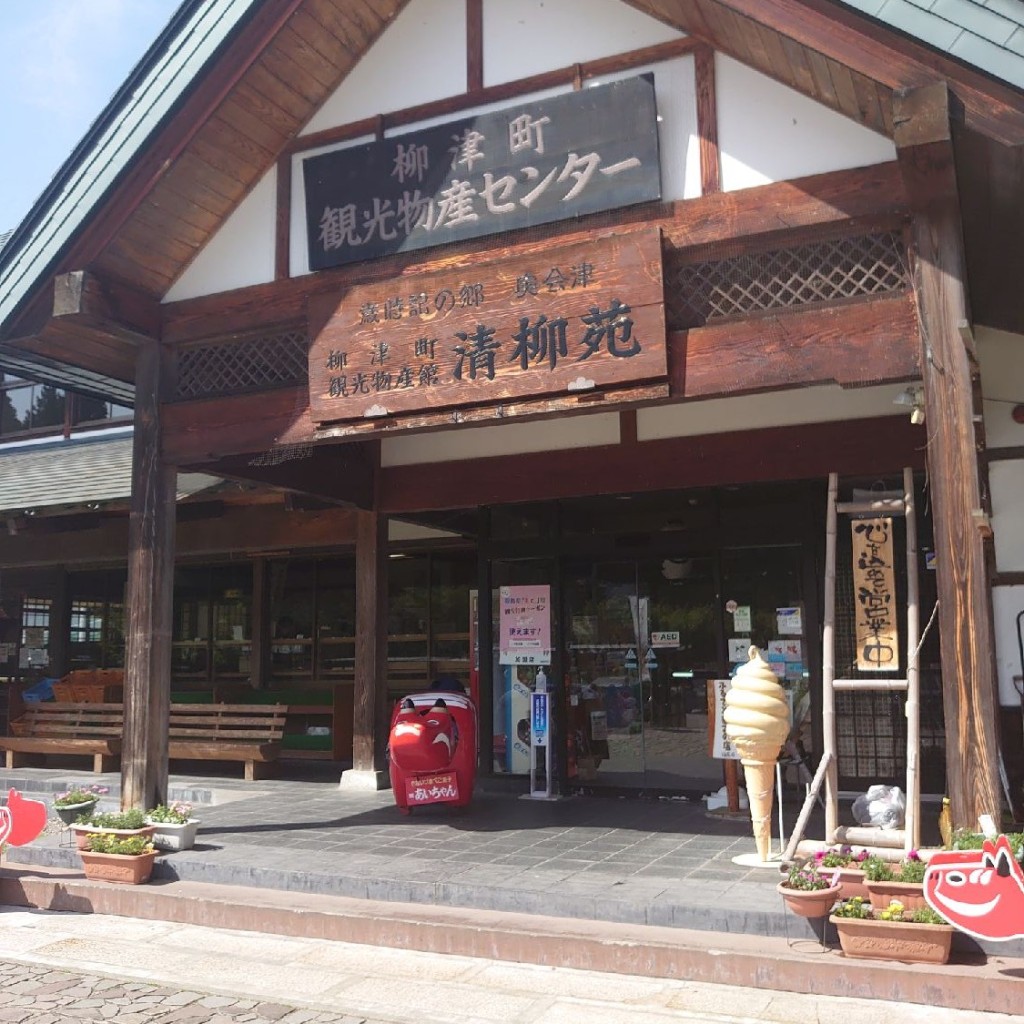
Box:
340 508 389 789
895 83 1001 829
121 340 176 810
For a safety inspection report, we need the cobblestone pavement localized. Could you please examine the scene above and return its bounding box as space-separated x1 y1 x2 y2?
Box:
0 961 371 1024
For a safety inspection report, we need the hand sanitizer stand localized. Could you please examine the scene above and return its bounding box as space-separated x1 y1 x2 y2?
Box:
527 669 556 800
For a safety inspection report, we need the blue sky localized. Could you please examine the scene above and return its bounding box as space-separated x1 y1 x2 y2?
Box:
0 0 180 232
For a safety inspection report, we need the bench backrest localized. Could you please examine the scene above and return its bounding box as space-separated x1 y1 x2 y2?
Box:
168 703 288 743
18 702 123 738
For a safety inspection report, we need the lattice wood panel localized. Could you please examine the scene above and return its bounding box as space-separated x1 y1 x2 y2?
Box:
665 231 908 329
175 329 309 400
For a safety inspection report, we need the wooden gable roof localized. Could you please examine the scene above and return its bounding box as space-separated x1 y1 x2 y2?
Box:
2 0 1023 398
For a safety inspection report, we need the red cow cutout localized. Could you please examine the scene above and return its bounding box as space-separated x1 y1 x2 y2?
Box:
924 836 1024 941
1 789 48 847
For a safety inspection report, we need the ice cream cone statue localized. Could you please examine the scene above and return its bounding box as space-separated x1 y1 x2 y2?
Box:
723 646 790 862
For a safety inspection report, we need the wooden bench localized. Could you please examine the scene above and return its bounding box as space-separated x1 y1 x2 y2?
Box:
0 702 288 780
0 702 122 772
168 703 288 781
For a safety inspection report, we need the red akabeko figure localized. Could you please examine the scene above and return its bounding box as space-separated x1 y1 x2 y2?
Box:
388 679 477 814
0 789 48 847
924 835 1024 941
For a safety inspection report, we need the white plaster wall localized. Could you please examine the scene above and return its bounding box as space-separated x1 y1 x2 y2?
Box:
992 585 1024 706
482 0 684 85
301 0 466 135
162 168 276 303
716 56 896 191
381 411 619 466
636 383 908 440
990 461 1024 572
978 327 1024 449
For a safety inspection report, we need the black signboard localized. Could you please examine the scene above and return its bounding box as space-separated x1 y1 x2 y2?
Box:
302 74 661 272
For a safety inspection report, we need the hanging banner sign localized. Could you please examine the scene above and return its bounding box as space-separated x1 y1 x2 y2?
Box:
851 517 899 672
709 679 740 760
499 585 551 666
307 227 666 426
302 75 661 271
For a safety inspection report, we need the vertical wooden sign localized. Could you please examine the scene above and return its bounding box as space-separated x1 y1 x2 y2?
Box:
852 517 899 672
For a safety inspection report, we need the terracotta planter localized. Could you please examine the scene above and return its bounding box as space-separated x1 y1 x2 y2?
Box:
79 850 157 885
54 800 99 826
145 818 200 852
72 824 156 852
777 881 843 918
864 879 927 911
830 914 954 964
833 867 869 901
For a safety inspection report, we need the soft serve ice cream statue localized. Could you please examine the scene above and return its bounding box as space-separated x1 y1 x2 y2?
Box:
723 646 790 861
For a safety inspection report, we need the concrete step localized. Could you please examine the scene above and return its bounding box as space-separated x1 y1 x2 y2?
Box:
0 864 1019 1017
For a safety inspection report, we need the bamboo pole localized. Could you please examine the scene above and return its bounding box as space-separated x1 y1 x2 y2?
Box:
823 473 839 842
904 466 921 851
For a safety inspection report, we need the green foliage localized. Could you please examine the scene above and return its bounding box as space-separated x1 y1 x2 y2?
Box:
85 833 153 856
84 808 147 830
861 855 894 882
783 862 837 891
833 896 871 919
877 899 906 921
146 803 193 825
896 856 927 884
53 785 107 808
912 905 947 925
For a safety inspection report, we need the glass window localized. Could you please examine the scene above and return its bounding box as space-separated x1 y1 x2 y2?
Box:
269 560 315 679
317 559 355 679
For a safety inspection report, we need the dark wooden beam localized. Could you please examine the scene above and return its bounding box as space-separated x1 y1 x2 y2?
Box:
895 82 1001 830
675 293 920 397
378 415 925 512
348 507 389 785
694 45 720 195
121 340 176 811
466 0 483 92
163 162 910 344
274 154 292 281
52 270 161 342
204 442 376 510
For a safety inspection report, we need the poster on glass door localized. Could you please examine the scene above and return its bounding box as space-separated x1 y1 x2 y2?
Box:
499 585 552 665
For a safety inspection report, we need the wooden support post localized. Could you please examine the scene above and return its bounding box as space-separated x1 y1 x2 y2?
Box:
895 83 1001 829
695 46 720 195
121 340 176 811
341 508 389 790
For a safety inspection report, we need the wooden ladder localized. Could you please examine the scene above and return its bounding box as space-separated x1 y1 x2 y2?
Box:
785 467 921 859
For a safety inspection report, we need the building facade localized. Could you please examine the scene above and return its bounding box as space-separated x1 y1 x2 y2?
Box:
1 0 1023 828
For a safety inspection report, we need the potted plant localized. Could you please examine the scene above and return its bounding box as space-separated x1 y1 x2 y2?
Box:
777 861 843 918
952 828 1024 859
145 802 200 851
814 845 870 900
70 807 154 851
52 785 109 826
79 832 158 885
830 896 954 964
862 851 927 910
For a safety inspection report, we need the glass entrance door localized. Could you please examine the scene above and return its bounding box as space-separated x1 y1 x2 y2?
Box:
563 557 722 789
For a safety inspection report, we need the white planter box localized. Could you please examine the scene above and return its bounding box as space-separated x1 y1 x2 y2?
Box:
144 818 200 852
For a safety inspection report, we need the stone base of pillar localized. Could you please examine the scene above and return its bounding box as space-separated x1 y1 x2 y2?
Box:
338 768 391 792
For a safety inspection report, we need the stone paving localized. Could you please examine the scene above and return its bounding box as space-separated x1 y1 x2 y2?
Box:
0 962 370 1024
3 765 804 937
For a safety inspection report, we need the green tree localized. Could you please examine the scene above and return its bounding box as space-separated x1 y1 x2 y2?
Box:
30 385 66 429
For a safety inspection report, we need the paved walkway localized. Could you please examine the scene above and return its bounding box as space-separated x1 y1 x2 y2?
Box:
0 908 1009 1024
1 766 810 938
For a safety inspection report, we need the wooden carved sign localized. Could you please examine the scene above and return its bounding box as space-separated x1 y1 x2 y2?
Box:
851 517 900 672
308 227 665 426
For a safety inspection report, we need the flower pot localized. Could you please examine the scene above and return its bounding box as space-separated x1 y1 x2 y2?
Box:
829 914 954 964
71 824 156 852
144 818 199 852
79 849 157 885
777 881 843 918
864 879 927 911
54 800 98 826
834 867 869 901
